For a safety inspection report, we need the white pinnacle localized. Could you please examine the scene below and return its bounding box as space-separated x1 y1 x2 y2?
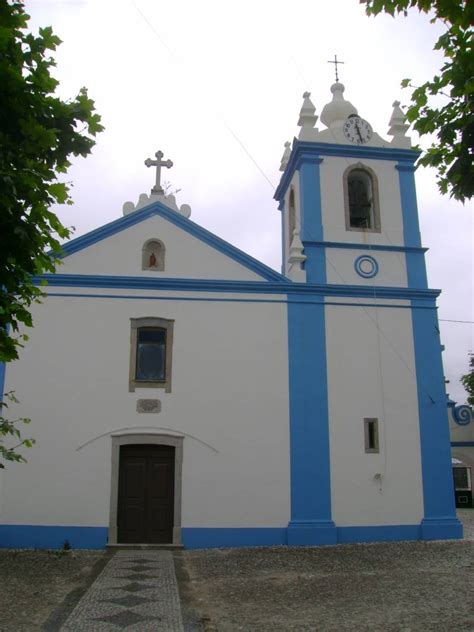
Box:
297 92 319 140
298 92 318 128
388 100 411 147
279 141 292 172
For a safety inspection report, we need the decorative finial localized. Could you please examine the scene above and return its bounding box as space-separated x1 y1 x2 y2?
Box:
327 54 344 83
388 100 411 148
279 141 292 172
287 228 306 282
297 92 318 140
145 150 173 195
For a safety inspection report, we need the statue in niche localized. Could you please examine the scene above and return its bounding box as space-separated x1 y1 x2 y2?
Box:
142 239 165 271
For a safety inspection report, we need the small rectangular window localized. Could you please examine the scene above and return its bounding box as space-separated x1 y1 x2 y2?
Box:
453 467 471 491
364 418 379 453
129 317 174 393
136 328 166 381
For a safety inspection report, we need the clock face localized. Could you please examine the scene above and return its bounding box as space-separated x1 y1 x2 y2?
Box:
343 117 373 145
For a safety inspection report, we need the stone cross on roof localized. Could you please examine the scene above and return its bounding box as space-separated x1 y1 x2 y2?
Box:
145 150 173 195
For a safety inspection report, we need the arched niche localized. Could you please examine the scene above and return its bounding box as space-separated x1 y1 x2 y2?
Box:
142 239 165 271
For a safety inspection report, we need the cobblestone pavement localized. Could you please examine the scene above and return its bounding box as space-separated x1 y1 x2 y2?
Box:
458 508 474 539
60 550 184 631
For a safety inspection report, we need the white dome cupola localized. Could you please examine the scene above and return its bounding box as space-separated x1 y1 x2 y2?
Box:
320 82 358 128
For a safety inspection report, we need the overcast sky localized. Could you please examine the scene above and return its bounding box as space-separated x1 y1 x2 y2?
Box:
25 0 473 403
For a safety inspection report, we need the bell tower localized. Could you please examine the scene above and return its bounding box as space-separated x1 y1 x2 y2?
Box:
276 81 462 544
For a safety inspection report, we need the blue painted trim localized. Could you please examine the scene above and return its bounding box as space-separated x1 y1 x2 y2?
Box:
304 241 428 254
451 441 474 447
0 358 5 401
298 158 326 283
337 525 421 543
452 405 473 426
44 293 437 311
280 198 286 275
420 518 463 541
0 525 108 549
59 202 286 284
411 300 461 533
354 255 379 279
287 294 336 546
275 140 420 202
48 293 287 304
36 273 441 302
0 324 8 401
397 161 428 289
0 522 461 550
181 528 287 549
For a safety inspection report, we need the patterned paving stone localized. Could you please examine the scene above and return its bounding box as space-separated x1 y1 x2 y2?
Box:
60 550 184 631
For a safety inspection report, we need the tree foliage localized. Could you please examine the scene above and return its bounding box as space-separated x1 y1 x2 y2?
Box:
364 0 474 202
0 392 35 468
460 353 474 407
0 0 103 363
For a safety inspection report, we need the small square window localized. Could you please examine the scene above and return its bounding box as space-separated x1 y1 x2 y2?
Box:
364 418 379 453
129 318 174 393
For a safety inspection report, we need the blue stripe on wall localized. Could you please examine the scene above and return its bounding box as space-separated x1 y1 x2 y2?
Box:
337 525 421 544
281 198 286 275
34 273 442 302
397 162 428 289
0 521 460 550
181 528 287 549
0 525 108 549
411 299 463 540
287 294 336 545
0 359 5 402
298 158 326 284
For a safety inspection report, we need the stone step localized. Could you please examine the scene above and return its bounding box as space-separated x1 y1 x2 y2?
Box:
106 543 184 551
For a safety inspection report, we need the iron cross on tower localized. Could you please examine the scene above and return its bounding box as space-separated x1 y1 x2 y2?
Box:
327 54 344 82
145 150 173 195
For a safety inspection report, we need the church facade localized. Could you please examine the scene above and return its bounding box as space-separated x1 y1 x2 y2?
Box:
0 83 462 549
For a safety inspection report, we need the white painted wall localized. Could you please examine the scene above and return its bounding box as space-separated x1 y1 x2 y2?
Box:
325 301 424 525
59 215 265 281
325 248 408 287
2 290 290 528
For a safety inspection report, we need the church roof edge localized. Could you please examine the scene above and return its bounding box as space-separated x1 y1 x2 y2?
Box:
58 201 286 284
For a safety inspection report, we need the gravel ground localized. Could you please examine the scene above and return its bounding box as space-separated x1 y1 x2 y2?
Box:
182 511 474 632
0 550 106 631
0 512 472 631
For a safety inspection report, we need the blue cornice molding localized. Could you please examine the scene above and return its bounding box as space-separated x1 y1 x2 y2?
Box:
58 201 286 284
275 140 421 202
34 273 441 301
304 240 428 254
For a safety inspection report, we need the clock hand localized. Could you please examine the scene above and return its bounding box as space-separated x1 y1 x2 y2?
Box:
355 122 363 142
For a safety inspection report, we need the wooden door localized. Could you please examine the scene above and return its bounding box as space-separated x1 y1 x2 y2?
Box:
117 444 175 543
